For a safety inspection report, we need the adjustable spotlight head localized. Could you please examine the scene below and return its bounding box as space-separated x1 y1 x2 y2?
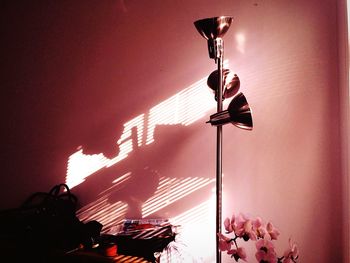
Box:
194 16 233 61
207 69 240 101
207 92 253 130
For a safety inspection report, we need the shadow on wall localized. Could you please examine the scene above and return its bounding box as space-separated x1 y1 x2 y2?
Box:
72 123 214 231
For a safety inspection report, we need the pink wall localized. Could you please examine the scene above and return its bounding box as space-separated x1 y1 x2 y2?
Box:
1 0 348 262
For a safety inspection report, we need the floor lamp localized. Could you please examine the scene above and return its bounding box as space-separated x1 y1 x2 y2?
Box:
194 16 253 263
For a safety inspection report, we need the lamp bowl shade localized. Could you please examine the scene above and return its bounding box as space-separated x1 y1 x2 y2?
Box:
194 16 233 40
207 69 240 100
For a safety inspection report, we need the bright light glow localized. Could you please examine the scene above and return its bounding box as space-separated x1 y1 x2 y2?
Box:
168 196 216 262
66 150 110 188
235 32 246 54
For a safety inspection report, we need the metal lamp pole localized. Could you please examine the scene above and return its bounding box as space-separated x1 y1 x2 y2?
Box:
215 38 224 263
194 16 250 263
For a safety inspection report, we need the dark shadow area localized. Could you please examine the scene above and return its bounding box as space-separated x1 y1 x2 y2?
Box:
0 183 175 263
0 184 103 263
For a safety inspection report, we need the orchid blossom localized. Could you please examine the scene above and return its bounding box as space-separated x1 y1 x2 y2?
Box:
218 213 299 262
282 238 299 263
217 232 232 251
255 239 277 263
228 247 247 262
266 222 280 240
224 214 236 234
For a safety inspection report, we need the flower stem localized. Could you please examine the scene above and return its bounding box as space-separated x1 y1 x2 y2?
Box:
232 235 239 249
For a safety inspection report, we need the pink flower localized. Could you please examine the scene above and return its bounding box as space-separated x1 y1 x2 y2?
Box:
252 217 267 239
228 247 247 262
219 212 299 262
265 222 280 240
234 213 258 241
234 213 249 234
217 233 232 251
224 214 236 233
255 239 277 263
282 238 299 263
243 219 258 241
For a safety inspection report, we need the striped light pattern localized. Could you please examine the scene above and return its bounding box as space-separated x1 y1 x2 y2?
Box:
65 60 230 189
67 62 233 260
146 77 212 145
142 176 215 217
76 196 128 233
169 198 215 227
76 172 133 231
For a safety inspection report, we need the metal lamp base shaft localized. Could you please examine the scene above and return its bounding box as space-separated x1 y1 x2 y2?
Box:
216 55 224 263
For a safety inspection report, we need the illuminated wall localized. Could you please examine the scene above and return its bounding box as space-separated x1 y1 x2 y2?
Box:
1 0 348 262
